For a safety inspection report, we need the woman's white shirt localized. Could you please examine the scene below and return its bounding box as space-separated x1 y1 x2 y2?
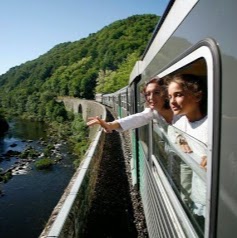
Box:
115 108 165 132
173 115 208 146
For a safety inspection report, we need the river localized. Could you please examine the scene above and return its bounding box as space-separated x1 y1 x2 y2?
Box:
0 119 76 238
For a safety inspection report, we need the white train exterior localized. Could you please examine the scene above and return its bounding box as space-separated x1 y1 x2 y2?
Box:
98 0 237 237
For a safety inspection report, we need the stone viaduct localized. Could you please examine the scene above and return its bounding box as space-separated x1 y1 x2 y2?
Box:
58 96 106 139
40 97 107 238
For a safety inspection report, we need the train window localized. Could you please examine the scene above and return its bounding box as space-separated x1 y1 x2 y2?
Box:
151 43 216 237
136 85 150 154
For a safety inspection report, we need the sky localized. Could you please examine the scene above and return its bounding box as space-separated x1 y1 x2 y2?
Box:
0 0 169 76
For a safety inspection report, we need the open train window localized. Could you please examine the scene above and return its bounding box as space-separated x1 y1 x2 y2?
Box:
151 40 219 237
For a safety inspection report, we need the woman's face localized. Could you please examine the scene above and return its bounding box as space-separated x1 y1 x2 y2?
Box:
168 81 199 117
144 82 164 110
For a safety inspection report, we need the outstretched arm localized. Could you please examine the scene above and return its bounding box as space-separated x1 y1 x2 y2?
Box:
87 116 121 133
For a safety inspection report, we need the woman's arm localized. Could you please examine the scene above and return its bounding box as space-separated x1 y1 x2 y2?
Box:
87 116 121 133
87 108 154 132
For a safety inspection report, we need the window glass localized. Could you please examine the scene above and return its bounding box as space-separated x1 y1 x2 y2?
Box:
135 81 150 151
153 121 207 236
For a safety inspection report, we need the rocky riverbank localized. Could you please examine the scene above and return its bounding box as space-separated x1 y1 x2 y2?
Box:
0 139 67 184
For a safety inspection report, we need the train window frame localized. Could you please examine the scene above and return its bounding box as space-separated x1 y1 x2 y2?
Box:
135 80 152 158
150 39 220 237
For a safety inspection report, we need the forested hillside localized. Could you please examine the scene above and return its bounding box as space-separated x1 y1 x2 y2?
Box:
0 14 159 121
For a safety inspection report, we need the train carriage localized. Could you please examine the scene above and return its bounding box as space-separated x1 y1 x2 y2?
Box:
99 0 237 237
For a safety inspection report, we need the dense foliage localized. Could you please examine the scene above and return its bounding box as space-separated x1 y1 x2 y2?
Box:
0 14 159 121
0 14 160 178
